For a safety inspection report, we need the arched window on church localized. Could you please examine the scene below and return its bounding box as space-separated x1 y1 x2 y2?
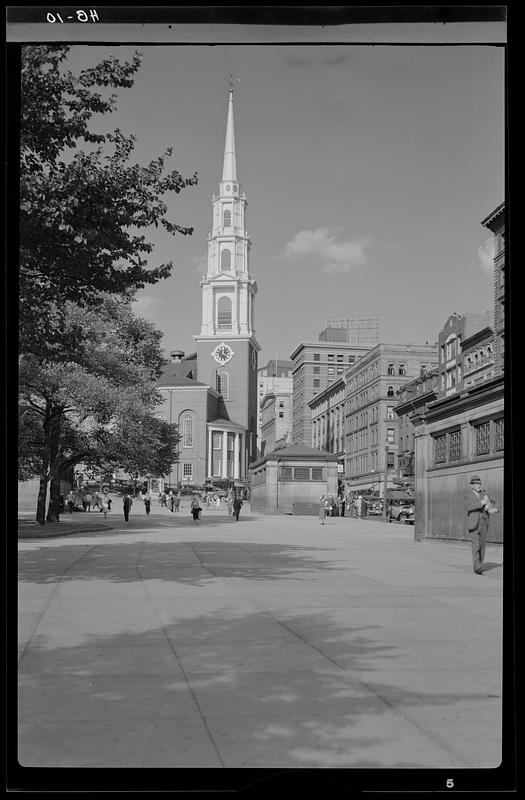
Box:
223 209 232 227
220 248 232 270
181 415 194 448
216 371 229 400
217 296 232 329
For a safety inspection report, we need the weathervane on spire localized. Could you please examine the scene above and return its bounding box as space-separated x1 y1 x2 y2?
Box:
228 74 240 94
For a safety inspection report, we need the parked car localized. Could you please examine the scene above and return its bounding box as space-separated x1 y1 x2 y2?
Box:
389 502 415 524
368 500 383 516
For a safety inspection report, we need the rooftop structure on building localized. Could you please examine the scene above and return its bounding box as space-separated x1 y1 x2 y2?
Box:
319 317 380 346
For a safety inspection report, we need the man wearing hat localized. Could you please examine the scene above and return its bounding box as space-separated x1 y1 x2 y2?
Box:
465 475 498 574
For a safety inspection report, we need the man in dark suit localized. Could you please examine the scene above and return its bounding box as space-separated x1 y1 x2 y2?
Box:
465 475 498 574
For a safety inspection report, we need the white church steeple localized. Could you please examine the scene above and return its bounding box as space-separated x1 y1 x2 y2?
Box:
197 81 258 341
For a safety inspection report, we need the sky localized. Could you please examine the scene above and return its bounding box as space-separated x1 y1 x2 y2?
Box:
63 43 505 366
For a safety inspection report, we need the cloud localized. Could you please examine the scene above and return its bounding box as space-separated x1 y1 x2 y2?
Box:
282 227 370 274
132 294 163 318
477 237 495 273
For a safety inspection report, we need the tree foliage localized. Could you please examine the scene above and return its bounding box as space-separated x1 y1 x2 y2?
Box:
19 45 197 351
19 297 179 523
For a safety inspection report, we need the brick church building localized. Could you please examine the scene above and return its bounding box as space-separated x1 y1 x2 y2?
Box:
155 86 261 491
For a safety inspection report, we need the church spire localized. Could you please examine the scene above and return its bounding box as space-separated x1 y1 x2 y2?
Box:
222 79 237 182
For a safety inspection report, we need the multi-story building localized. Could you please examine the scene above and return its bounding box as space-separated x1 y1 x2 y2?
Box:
290 341 370 445
437 311 493 397
394 368 440 487
482 202 505 374
256 359 293 452
413 203 505 543
344 343 438 494
308 377 346 460
259 388 293 457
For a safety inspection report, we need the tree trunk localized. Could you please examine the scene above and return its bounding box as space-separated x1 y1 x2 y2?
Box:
46 414 62 523
35 406 52 524
46 476 61 523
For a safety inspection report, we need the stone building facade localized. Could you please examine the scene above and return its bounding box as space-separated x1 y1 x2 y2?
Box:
260 388 293 457
344 343 438 494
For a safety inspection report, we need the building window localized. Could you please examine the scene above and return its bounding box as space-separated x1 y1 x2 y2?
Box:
386 428 395 443
387 406 394 420
182 463 193 480
475 421 491 456
182 415 194 448
328 354 335 362
399 364 406 376
328 367 335 375
223 208 232 227
294 467 310 481
313 379 320 388
337 354 343 362
220 248 232 270
337 367 344 374
216 370 229 399
217 296 232 328
387 363 395 375
449 430 462 461
387 386 394 397
313 353 320 361
348 355 356 363
278 411 284 418
313 366 320 374
280 466 293 480
434 434 447 464
311 467 324 480
495 417 504 451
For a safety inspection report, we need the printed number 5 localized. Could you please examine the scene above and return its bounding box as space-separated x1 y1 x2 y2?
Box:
446 778 454 788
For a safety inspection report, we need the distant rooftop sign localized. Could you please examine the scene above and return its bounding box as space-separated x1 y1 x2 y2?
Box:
320 317 380 345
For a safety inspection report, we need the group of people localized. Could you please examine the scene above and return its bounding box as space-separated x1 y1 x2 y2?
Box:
64 490 112 518
158 490 181 512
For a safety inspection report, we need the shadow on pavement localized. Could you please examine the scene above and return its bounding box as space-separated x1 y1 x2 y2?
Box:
18 539 347 584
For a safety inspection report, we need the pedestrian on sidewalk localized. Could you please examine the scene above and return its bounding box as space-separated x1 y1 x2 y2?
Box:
83 492 92 512
233 495 243 521
319 494 328 525
160 491 167 508
174 493 180 512
354 494 363 519
142 489 151 515
466 475 499 575
123 493 133 522
168 490 175 512
190 495 202 522
91 493 101 511
101 492 110 519
340 494 346 517
66 491 75 514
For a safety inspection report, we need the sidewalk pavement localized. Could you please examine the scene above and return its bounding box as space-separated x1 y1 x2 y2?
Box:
17 506 503 769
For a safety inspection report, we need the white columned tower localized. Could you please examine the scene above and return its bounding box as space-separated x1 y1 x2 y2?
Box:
194 81 261 476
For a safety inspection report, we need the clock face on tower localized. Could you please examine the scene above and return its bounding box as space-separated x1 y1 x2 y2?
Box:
212 342 234 365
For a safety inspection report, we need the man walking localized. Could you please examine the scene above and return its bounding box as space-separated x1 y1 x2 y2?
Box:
123 493 133 523
232 495 243 521
142 489 151 515
465 475 498 575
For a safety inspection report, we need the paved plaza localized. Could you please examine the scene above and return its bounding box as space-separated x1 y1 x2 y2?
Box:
17 501 503 770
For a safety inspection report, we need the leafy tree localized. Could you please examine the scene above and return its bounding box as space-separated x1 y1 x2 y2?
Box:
19 296 179 523
19 45 197 352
